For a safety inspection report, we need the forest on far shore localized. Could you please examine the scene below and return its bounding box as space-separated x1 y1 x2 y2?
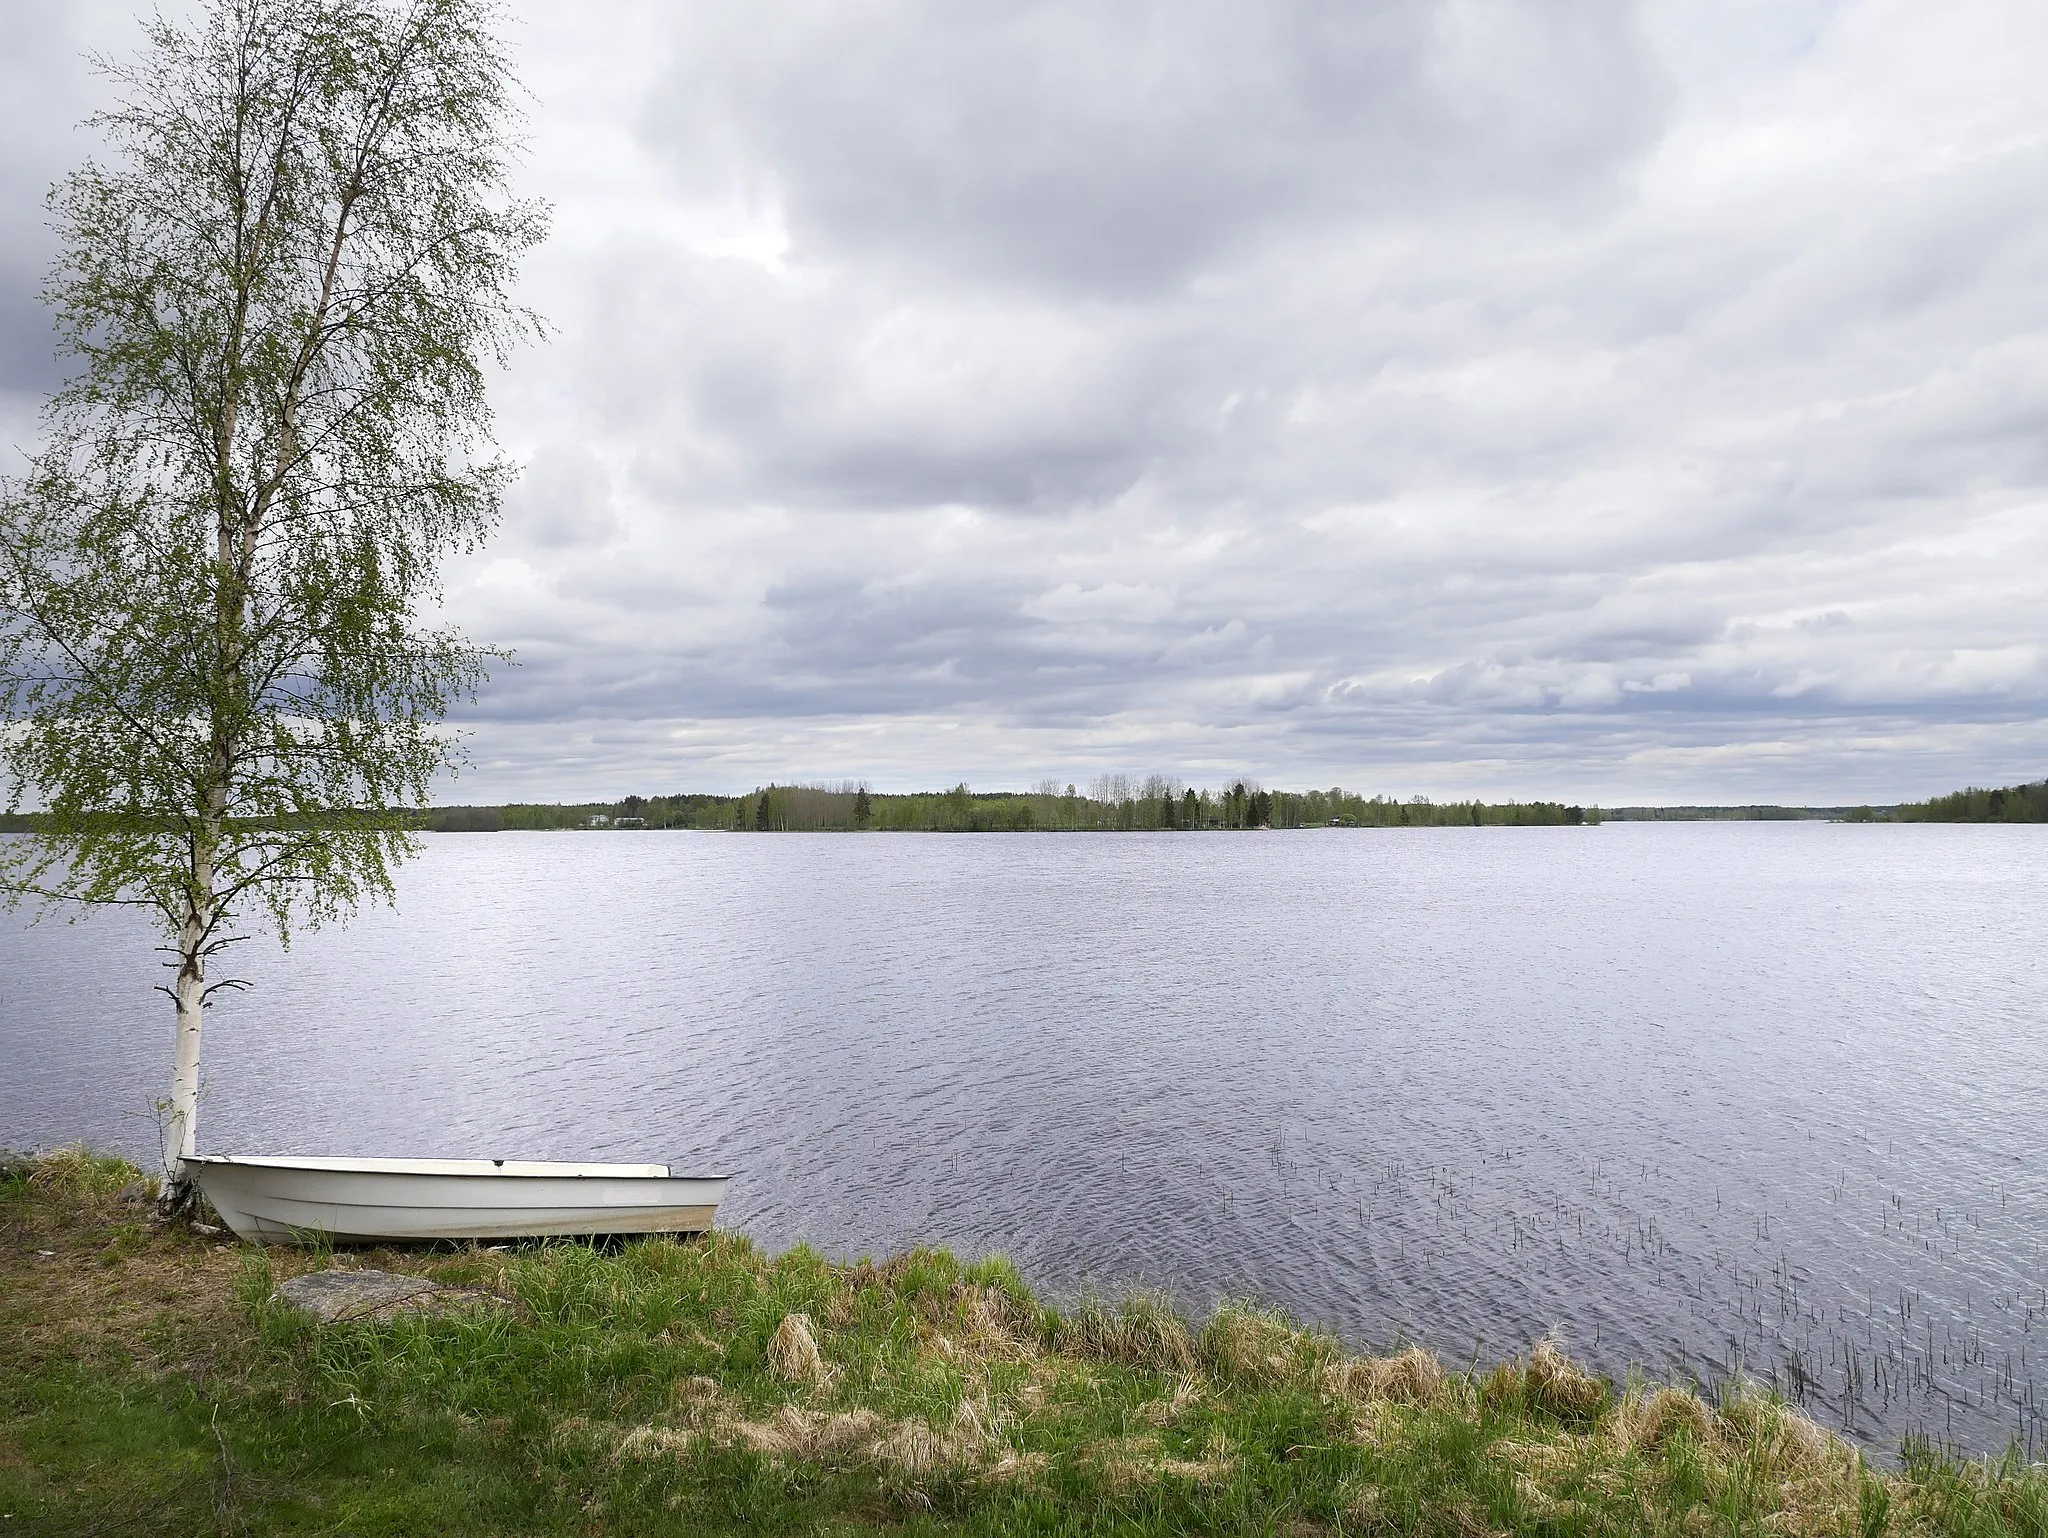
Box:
414 772 2048 832
1888 776 2048 823
4 777 2037 836
421 779 1595 833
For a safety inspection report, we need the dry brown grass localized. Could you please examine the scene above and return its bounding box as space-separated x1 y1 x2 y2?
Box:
1491 1436 1588 1477
766 1310 830 1387
1718 1391 1851 1474
613 1423 699 1460
741 1405 888 1461
1056 1292 1196 1372
1159 1428 1237 1485
1202 1303 1326 1386
960 1283 1039 1357
979 1448 1049 1485
1085 1431 1162 1491
1324 1345 1453 1408
668 1373 727 1413
1136 1376 1204 1427
671 1398 994 1478
1617 1385 1717 1454
1469 1381 1866 1537
1080 1425 1240 1491
912 1298 1042 1382
1478 1339 1610 1422
1715 1390 1866 1534
869 1416 973 1478
1012 1358 1091 1416
614 1365 1011 1483
1525 1340 1610 1419
1340 1479 1386 1527
1481 1372 1874 1538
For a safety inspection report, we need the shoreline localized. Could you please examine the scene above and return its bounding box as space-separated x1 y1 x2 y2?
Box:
5 1148 2043 1535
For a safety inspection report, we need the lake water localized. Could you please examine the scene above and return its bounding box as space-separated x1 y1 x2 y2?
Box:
6 822 2046 1455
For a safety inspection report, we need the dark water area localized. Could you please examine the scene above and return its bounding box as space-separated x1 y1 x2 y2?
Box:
6 822 2046 1456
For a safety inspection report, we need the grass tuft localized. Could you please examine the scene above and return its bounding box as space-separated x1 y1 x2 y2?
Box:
1054 1290 1196 1372
764 1310 829 1387
1326 1344 1454 1408
1622 1383 1716 1452
15 1143 150 1206
1199 1299 1335 1387
1478 1337 1611 1424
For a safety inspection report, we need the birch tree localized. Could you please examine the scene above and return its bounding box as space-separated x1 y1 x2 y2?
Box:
0 0 545 1214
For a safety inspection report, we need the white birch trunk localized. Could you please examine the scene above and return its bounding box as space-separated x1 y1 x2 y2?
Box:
160 825 216 1214
161 904 207 1199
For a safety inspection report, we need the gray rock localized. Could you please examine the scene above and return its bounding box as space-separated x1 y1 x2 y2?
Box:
273 1267 455 1324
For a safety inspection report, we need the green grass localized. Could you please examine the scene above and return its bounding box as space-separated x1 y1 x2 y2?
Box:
5 1152 2048 1535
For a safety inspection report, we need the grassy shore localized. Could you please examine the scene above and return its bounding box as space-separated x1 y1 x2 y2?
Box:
5 1151 2045 1536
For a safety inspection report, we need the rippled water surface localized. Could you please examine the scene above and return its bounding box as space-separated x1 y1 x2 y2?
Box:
7 823 2046 1453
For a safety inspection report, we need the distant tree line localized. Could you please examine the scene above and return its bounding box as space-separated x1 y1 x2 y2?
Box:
13 780 2035 835
1891 777 2048 823
1603 805 1838 821
409 779 1600 833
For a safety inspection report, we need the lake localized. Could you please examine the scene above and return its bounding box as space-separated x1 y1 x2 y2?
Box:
6 822 2045 1455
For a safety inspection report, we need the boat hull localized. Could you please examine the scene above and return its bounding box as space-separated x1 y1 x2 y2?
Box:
185 1155 728 1245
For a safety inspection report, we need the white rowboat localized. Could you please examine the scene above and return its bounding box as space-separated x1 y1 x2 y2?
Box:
185 1155 728 1245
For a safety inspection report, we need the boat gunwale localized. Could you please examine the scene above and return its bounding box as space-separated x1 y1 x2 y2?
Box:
185 1154 734 1182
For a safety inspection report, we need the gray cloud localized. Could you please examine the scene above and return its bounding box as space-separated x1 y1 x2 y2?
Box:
0 2 98 437
646 1 1667 295
4 0 2046 803
505 443 620 549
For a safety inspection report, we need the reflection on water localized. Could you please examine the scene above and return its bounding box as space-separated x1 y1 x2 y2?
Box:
6 822 2046 1454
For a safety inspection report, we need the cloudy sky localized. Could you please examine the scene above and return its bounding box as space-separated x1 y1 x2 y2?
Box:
4 1 2046 804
